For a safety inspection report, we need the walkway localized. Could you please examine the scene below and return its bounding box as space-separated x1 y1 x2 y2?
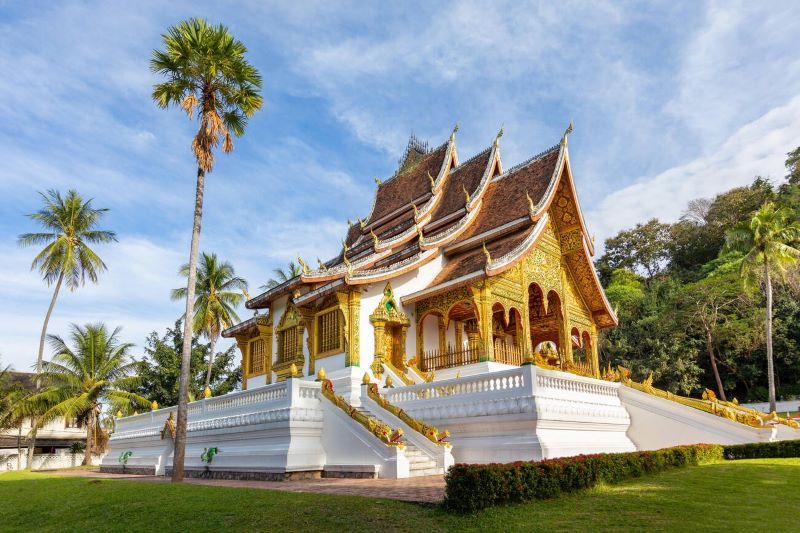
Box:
43 468 446 504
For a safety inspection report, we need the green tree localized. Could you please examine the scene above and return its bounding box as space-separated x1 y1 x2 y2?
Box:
171 252 247 389
786 146 800 185
596 219 672 284
32 324 148 465
0 364 29 470
134 319 241 407
151 17 262 482
17 189 116 466
725 202 800 412
261 261 301 290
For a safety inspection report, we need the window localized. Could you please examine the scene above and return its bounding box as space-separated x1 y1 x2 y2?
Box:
277 327 298 363
249 338 265 375
317 308 343 354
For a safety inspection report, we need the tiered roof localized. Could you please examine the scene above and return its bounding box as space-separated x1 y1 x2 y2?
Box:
243 126 617 329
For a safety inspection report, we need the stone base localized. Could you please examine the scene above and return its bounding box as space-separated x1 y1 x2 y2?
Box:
164 467 323 481
99 465 155 476
322 470 378 479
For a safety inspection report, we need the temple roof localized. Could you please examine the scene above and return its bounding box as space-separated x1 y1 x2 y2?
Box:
241 126 616 329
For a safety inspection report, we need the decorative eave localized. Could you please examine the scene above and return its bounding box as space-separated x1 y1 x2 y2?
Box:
294 278 346 306
560 147 596 256
246 277 302 310
401 270 485 306
221 312 272 338
422 199 483 249
579 236 618 327
300 247 394 283
345 248 439 285
485 214 549 276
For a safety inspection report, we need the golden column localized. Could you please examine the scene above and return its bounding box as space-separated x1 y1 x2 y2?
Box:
371 319 386 375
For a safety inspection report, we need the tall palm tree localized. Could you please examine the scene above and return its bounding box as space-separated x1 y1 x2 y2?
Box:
260 261 301 290
725 202 800 412
31 323 148 465
151 18 263 482
17 189 116 466
171 252 247 388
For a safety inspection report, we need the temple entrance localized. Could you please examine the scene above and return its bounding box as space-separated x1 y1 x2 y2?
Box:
528 283 565 365
384 324 406 369
369 283 410 375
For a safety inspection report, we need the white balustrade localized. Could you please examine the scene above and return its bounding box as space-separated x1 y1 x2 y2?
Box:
384 367 530 405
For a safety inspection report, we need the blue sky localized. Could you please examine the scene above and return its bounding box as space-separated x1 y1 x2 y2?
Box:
1 1 799 371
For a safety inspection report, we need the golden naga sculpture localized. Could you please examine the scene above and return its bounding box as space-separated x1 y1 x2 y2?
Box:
160 412 176 440
367 383 451 447
320 379 404 447
607 366 799 430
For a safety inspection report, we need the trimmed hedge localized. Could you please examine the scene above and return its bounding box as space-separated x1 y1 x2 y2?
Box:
723 439 800 460
444 444 723 513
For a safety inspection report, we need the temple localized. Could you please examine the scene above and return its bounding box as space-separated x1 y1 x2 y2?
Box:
225 124 614 388
103 126 799 480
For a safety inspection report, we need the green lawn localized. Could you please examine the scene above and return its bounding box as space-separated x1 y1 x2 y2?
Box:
1 459 799 532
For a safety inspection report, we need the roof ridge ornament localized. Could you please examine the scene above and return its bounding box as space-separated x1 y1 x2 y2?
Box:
374 176 382 186
427 170 436 190
317 257 328 271
371 229 380 247
359 218 366 229
412 203 420 219
526 190 536 219
482 242 492 266
297 256 310 274
493 126 504 148
561 120 573 146
450 123 459 142
463 184 471 205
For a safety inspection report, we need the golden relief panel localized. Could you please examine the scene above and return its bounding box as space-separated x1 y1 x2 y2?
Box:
415 286 472 321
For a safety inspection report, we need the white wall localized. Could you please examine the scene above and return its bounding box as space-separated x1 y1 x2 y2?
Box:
0 450 104 471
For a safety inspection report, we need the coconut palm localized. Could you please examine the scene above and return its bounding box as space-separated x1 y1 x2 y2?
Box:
0 365 30 470
725 202 800 412
17 189 116 465
30 323 148 465
260 261 301 290
151 17 262 482
171 252 247 389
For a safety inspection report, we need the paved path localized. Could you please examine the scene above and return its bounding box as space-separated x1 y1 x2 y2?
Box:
43 469 446 504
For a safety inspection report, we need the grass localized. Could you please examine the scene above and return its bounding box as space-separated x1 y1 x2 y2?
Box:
1 459 799 532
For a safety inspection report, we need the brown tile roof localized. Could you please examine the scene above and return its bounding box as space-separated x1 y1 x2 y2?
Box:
429 147 492 224
429 226 531 286
365 141 449 225
451 147 560 245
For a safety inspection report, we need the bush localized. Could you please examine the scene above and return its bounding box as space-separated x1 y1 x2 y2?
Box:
444 444 723 513
723 439 800 460
444 440 800 513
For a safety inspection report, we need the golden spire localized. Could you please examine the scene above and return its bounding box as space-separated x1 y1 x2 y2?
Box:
450 122 459 142
384 375 394 388
374 177 382 186
359 218 367 229
204 386 212 398
289 363 299 377
371 229 380 247
317 257 327 271
316 367 326 381
362 372 371 385
412 203 420 218
482 242 492 265
151 400 159 411
463 184 471 205
427 170 436 189
116 410 123 418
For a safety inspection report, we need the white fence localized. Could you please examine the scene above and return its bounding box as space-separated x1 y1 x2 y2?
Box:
0 450 104 471
741 400 800 415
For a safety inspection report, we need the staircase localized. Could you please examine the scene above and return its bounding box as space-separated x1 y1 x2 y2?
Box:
351 405 445 477
404 444 444 476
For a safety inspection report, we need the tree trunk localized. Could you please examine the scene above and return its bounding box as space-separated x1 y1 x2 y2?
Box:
83 407 94 466
27 270 65 467
706 329 726 401
764 261 776 413
205 336 216 390
173 166 205 482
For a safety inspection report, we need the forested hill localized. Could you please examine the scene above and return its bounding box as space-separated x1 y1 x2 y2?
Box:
596 147 800 403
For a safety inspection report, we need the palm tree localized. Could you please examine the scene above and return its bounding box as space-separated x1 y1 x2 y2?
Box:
151 18 263 482
17 189 116 465
0 365 29 470
31 323 149 465
171 252 247 389
725 202 800 412
261 261 302 290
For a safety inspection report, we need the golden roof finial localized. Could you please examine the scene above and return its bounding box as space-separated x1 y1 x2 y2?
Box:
362 372 371 385
370 229 380 247
374 176 382 186
412 203 420 218
482 242 492 265
317 257 327 271
494 126 504 147
359 218 367 229
316 367 326 381
151 400 159 411
416 224 425 245
297 256 310 274
341 239 349 253
242 288 251 301
591 234 596 245
427 170 436 189
463 184 471 205
561 120 573 145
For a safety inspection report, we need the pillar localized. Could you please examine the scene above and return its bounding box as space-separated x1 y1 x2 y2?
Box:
372 320 385 375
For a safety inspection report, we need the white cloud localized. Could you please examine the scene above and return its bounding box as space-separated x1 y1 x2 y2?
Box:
587 94 800 242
